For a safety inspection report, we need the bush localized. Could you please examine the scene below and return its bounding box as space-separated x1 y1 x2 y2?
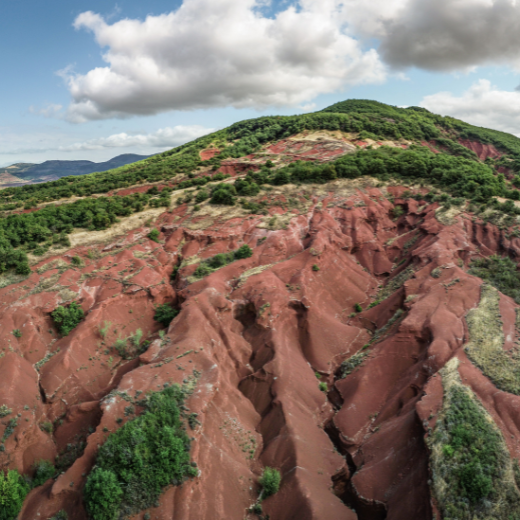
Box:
354 303 363 313
84 385 196 518
259 467 281 498
0 469 30 520
148 228 160 242
234 245 253 260
319 382 328 393
84 468 123 520
195 190 209 203
11 329 21 338
51 302 84 336
32 460 55 487
193 245 253 279
154 303 179 327
71 256 82 266
312 264 320 272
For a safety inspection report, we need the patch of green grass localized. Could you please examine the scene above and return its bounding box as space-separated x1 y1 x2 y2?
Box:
193 245 253 279
429 358 520 519
340 351 369 379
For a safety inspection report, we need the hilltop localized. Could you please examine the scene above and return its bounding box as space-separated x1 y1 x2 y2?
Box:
2 100 520 520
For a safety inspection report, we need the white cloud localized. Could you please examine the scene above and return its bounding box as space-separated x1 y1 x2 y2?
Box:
58 125 214 151
0 125 214 156
375 0 520 71
29 103 63 118
421 80 520 135
62 0 387 122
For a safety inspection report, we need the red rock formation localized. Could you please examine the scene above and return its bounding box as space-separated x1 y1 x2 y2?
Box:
3 151 520 520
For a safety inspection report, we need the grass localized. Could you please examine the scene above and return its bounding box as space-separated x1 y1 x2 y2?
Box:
465 284 520 395
340 351 369 379
429 358 520 519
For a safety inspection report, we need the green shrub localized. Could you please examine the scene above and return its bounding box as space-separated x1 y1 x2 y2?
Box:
193 245 254 279
84 385 196 518
312 264 320 272
130 329 143 348
51 302 84 336
0 405 12 418
11 329 21 338
84 468 123 520
354 303 363 313
195 190 209 203
319 382 328 393
49 511 67 520
259 467 281 498
99 321 111 339
32 460 55 487
71 256 82 266
0 470 30 520
154 303 179 327
148 228 160 242
234 245 253 260
40 421 53 434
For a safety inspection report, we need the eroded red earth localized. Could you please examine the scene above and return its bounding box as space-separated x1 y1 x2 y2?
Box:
3 139 520 520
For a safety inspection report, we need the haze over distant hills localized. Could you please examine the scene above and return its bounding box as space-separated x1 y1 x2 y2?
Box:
0 153 150 187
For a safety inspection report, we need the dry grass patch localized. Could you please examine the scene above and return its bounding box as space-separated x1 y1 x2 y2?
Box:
465 284 520 395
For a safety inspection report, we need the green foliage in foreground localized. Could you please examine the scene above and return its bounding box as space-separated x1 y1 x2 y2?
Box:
0 470 29 520
469 255 520 304
84 385 197 520
430 363 520 519
154 303 179 327
51 301 84 336
194 245 253 278
259 467 281 498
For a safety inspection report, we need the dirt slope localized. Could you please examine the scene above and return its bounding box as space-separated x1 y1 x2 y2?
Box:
2 132 520 520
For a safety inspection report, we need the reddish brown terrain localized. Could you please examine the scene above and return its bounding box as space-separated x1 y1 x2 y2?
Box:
3 124 520 520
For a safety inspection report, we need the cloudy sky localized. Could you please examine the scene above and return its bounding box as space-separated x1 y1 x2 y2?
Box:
3 0 520 166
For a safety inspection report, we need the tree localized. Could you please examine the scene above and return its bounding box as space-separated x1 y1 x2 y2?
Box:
259 467 281 498
84 468 123 520
51 302 84 336
148 229 160 242
0 470 30 520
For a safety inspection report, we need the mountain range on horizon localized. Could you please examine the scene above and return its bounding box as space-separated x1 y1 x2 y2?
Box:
0 153 151 187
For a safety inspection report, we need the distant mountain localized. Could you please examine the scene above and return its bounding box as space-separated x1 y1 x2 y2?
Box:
12 153 150 182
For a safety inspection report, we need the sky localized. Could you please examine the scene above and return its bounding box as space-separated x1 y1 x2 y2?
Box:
3 0 520 166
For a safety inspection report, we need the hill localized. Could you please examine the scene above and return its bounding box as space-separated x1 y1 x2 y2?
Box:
2 100 520 520
15 153 151 181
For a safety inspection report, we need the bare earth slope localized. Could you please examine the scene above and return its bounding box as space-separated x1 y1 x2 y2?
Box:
4 126 520 519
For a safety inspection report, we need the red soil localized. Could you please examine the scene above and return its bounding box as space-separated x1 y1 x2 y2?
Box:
458 139 503 160
4 139 520 519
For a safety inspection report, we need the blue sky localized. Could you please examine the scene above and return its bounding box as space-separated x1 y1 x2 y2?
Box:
3 0 520 166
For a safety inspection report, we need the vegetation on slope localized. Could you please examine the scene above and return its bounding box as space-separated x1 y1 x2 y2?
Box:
469 255 520 304
429 358 520 519
193 245 253 278
84 384 197 520
464 284 520 395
